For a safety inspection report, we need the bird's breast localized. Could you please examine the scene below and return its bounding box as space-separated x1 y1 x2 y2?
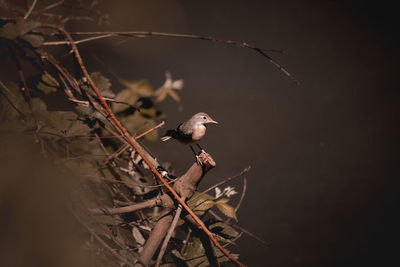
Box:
192 124 206 141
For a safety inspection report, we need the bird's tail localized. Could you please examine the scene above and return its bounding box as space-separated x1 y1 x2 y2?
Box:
161 136 171 142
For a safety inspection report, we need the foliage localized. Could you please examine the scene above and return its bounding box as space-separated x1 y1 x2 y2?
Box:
0 1 244 266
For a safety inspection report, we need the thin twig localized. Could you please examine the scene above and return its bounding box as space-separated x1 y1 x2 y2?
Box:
41 24 246 267
180 228 192 255
24 0 37 19
102 121 165 166
209 210 266 245
32 0 64 14
235 177 247 213
43 30 299 84
192 166 251 202
155 197 186 267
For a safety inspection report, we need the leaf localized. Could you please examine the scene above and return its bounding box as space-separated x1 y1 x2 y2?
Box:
215 199 237 221
36 74 58 94
114 226 137 247
0 19 40 40
22 33 44 47
0 82 28 120
112 88 138 113
194 199 215 212
119 79 154 97
209 222 239 238
121 113 159 142
167 88 181 102
185 237 208 266
90 72 114 98
187 193 215 210
65 119 90 137
155 89 168 102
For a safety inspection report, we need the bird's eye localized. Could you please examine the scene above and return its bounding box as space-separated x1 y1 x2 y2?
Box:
203 116 207 120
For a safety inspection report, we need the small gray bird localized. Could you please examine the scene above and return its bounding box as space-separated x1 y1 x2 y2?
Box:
161 112 218 155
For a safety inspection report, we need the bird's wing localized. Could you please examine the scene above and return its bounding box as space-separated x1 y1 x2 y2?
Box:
178 122 193 135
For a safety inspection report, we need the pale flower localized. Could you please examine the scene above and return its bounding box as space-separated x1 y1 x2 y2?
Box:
154 71 184 102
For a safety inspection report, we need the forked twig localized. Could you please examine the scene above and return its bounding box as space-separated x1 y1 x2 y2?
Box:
40 24 246 267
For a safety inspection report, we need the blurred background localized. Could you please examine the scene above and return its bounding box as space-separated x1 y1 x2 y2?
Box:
2 1 400 266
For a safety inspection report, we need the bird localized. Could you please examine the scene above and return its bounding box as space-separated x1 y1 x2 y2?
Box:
161 112 218 157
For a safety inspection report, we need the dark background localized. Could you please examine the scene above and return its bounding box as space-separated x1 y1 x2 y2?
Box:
4 1 400 266
72 1 399 266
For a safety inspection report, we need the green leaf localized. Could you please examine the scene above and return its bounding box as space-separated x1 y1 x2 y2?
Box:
194 199 215 212
187 192 214 210
215 199 237 221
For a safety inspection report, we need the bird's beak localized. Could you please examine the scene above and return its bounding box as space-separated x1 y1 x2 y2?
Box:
209 120 218 124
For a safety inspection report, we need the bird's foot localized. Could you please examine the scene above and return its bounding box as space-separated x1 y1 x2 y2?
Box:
195 154 203 166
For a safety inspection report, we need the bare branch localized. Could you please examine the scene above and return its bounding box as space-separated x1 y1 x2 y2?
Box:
42 30 299 84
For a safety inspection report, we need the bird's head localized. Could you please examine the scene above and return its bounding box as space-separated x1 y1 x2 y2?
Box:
192 112 218 125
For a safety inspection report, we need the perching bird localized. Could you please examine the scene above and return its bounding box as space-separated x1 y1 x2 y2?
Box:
161 112 218 156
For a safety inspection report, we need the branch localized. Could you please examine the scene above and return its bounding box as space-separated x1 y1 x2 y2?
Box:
43 31 299 84
89 194 174 215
